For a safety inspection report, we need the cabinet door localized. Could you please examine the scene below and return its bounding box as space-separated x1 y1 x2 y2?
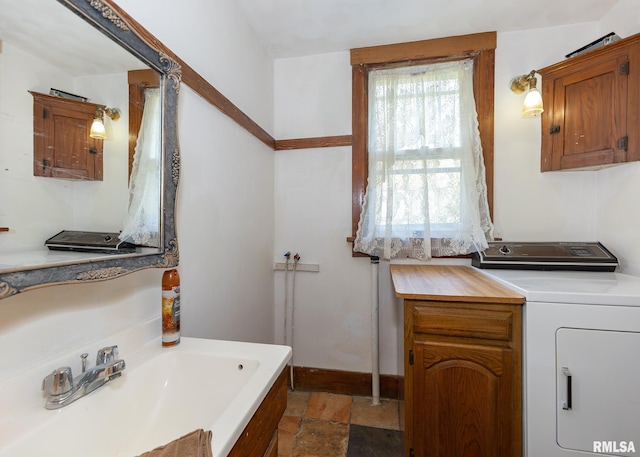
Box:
47 104 102 180
413 340 514 457
542 51 630 171
32 93 103 180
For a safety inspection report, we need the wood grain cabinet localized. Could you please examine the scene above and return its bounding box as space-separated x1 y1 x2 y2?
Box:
30 91 104 180
228 369 287 457
390 265 524 457
539 32 640 171
406 301 522 457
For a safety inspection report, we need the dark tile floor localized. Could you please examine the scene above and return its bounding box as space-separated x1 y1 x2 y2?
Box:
278 391 402 457
347 425 403 457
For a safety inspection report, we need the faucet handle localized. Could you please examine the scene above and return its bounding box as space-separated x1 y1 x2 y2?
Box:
42 367 73 396
96 345 119 365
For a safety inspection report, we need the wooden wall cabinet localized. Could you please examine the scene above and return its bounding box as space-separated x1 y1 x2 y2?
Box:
31 91 104 180
539 33 640 171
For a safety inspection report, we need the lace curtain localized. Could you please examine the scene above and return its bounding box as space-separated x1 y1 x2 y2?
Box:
119 88 161 247
354 59 493 260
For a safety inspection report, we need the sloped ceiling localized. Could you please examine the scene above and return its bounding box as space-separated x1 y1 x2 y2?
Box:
0 0 622 74
236 0 621 58
0 0 145 76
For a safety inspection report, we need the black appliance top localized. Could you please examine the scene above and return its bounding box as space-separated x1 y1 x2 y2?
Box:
472 241 618 272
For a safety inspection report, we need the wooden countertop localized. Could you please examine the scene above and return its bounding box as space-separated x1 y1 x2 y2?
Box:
390 264 525 304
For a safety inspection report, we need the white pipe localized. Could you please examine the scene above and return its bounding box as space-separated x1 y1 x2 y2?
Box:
283 254 290 347
290 256 299 391
283 253 291 391
371 255 380 406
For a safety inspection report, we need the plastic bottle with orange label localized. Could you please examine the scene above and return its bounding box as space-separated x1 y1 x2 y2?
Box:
161 269 181 347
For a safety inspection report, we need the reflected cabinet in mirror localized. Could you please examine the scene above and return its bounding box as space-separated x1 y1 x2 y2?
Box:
0 0 180 299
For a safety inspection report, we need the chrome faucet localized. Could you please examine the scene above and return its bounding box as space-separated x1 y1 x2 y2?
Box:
41 345 126 410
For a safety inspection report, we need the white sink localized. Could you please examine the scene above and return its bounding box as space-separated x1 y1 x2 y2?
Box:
0 322 291 457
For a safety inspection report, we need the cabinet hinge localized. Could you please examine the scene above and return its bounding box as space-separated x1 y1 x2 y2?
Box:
43 109 49 119
620 60 629 76
409 349 414 366
618 136 629 151
549 125 561 135
410 448 415 457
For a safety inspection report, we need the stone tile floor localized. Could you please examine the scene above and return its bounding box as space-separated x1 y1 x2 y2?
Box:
278 391 402 457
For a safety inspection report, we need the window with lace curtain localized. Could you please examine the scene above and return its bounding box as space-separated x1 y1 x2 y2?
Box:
349 33 497 260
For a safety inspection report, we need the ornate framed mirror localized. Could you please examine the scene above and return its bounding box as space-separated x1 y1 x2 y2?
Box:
0 0 180 299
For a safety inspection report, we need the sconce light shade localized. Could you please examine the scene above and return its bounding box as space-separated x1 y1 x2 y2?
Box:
89 106 120 140
522 89 544 117
90 117 107 140
522 86 544 117
522 76 544 117
510 70 544 118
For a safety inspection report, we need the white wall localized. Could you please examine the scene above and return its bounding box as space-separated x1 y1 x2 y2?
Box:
177 84 275 342
595 1 640 274
113 0 277 344
115 0 274 133
0 0 276 382
273 52 386 374
600 0 640 38
493 23 600 242
273 18 640 377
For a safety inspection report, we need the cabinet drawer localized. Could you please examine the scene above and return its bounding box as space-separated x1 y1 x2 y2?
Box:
413 305 513 341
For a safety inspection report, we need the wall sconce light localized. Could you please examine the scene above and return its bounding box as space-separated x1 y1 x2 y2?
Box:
509 70 544 118
90 106 121 139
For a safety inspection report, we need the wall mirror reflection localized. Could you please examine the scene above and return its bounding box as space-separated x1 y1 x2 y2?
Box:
0 0 180 298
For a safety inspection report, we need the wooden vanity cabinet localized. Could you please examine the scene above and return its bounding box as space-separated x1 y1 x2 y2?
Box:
391 265 524 457
539 32 640 171
31 91 104 180
228 368 287 457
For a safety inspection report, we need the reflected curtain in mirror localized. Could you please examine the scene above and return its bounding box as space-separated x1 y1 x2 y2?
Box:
120 88 161 247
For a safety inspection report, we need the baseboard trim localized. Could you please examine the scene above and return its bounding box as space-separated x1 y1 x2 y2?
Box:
288 366 401 399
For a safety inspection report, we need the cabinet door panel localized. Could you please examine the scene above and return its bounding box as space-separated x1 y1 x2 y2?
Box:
553 57 627 170
414 341 513 457
51 112 91 179
562 70 615 156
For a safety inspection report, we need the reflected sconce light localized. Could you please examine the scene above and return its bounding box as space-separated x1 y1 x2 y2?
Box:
509 70 544 118
90 106 121 140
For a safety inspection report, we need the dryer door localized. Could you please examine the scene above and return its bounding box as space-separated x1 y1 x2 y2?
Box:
556 328 640 455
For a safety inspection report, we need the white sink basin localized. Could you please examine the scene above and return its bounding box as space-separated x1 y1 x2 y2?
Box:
0 324 291 457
